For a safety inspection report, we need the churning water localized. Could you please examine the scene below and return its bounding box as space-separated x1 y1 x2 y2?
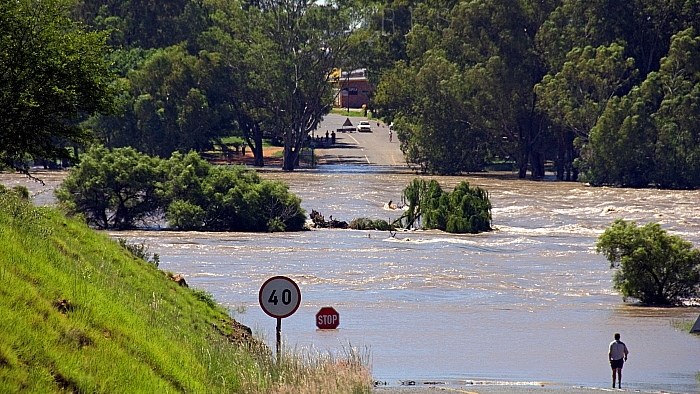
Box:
20 167 698 392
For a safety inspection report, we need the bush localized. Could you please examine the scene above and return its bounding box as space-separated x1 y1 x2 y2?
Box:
56 147 306 232
0 185 29 200
397 178 492 234
597 219 700 305
55 146 165 229
166 200 206 230
349 218 394 231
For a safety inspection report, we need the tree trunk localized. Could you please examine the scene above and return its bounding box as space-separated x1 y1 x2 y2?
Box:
282 148 299 171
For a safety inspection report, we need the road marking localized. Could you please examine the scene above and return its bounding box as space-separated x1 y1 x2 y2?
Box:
346 134 371 164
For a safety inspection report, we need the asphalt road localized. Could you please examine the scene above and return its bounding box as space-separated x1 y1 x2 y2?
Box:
314 113 407 167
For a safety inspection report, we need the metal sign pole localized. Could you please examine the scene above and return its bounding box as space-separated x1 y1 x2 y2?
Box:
276 317 282 360
259 276 301 363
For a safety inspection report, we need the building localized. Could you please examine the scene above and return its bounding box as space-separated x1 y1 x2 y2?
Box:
332 68 373 109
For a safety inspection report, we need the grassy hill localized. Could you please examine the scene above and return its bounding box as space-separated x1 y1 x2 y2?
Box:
0 190 370 393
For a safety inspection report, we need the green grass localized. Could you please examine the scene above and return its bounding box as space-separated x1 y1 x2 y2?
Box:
0 192 371 393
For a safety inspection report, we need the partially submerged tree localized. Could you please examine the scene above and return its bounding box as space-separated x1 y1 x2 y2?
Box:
55 146 165 229
396 178 492 234
56 147 306 231
597 219 700 306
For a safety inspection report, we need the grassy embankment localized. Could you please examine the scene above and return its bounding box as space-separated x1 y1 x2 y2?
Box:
0 191 371 393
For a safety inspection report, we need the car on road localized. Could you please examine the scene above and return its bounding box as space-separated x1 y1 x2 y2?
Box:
357 120 372 132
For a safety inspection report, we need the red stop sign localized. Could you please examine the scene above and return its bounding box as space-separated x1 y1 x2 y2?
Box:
316 307 340 329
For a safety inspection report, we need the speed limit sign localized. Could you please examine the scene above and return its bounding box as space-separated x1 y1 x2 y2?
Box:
259 276 301 319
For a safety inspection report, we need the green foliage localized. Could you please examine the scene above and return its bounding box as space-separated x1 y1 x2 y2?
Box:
597 219 700 305
0 185 30 200
165 200 206 231
0 193 371 393
75 0 209 49
0 0 114 171
583 29 700 188
375 54 490 174
34 0 700 187
397 178 492 234
349 218 394 231
57 147 306 231
55 146 166 229
117 238 160 267
162 151 306 231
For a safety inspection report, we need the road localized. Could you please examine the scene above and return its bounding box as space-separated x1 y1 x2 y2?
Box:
314 113 407 168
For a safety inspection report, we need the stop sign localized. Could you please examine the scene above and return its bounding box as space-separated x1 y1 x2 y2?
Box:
316 307 340 329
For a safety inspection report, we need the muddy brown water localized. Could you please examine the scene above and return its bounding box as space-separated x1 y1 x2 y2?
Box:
4 167 699 392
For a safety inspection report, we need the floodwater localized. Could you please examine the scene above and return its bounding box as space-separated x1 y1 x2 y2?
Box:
6 168 699 392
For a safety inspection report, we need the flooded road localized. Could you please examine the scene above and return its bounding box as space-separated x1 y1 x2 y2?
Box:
107 167 700 393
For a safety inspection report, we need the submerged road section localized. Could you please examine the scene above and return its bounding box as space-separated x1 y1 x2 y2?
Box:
314 113 407 168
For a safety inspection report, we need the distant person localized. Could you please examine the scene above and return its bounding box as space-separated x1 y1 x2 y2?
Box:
608 333 629 388
389 130 393 142
331 130 336 144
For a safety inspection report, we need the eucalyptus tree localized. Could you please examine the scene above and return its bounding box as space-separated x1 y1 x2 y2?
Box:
377 0 556 177
0 0 114 172
374 53 489 174
535 44 638 180
252 0 351 171
584 28 700 188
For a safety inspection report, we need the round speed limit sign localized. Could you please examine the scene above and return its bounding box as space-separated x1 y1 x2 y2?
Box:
259 276 301 318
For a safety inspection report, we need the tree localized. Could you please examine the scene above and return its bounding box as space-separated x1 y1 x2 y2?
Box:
597 219 700 305
535 44 638 180
74 0 210 49
374 53 489 174
255 0 350 171
55 146 165 229
651 28 700 188
160 151 307 231
375 0 556 178
396 178 492 234
583 28 700 188
0 0 114 172
56 147 307 231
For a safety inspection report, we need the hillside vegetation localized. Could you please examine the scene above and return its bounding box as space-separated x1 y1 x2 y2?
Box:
0 191 370 393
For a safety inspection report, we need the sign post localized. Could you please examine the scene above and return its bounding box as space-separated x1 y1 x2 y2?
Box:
259 276 301 359
316 307 340 330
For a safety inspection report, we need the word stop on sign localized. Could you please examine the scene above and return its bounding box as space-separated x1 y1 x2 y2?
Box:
315 307 340 329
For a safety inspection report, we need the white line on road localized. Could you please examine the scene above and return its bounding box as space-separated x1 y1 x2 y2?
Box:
347 134 360 144
346 134 371 164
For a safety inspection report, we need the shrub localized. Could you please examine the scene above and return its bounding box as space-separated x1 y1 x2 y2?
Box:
55 146 165 229
597 219 700 305
56 147 306 232
349 218 394 231
397 178 492 234
166 200 205 230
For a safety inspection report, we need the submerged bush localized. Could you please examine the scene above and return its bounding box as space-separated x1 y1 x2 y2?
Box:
349 218 394 231
597 219 700 305
56 147 306 232
396 178 492 234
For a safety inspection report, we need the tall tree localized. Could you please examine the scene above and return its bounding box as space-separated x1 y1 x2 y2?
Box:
0 0 114 172
583 28 700 188
255 0 350 171
374 53 489 174
652 28 700 188
535 44 638 180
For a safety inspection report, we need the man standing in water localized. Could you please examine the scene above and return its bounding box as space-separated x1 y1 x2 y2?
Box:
609 333 629 388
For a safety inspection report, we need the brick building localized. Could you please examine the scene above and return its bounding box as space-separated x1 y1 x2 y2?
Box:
333 68 373 109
